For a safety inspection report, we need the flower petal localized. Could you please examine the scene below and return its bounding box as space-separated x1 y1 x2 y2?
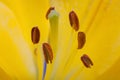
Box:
97 57 120 80
0 67 11 80
0 2 37 79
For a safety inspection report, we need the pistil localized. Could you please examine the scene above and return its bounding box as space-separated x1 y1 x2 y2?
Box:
47 7 59 54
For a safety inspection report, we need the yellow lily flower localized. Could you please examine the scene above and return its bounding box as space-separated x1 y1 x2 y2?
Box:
0 0 120 80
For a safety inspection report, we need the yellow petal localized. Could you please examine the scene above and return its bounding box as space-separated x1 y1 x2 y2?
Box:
0 2 36 79
97 57 120 80
0 67 11 80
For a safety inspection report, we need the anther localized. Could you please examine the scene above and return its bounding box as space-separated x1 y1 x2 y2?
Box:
69 11 79 31
78 32 86 49
81 54 93 68
46 7 55 19
31 26 40 44
42 43 53 64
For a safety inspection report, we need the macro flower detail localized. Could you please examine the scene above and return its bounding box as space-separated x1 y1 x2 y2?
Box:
1 0 120 80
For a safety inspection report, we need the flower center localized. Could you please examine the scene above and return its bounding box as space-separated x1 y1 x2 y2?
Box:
31 7 93 80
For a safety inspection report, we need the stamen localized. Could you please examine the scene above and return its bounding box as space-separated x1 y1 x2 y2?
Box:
31 26 40 44
46 7 55 19
69 11 79 31
42 43 53 64
81 54 93 68
78 32 86 49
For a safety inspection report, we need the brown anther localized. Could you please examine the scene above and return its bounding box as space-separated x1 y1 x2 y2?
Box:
81 54 93 68
46 7 55 19
31 26 40 44
69 11 79 31
78 32 86 49
42 43 53 64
